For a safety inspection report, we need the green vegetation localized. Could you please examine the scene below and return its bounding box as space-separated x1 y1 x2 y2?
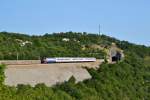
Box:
0 32 150 100
0 32 107 60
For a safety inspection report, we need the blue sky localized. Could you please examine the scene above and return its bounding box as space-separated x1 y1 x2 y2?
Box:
0 0 150 46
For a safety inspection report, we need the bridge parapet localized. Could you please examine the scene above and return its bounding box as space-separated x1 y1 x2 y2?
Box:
0 60 41 65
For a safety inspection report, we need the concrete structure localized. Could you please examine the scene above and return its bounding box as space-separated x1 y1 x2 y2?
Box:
4 59 104 87
107 43 124 63
0 60 40 65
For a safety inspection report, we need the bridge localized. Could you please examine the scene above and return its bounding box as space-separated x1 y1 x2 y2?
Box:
4 59 104 86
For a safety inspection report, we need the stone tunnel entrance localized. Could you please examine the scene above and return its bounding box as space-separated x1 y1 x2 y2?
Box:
111 52 122 62
107 43 124 63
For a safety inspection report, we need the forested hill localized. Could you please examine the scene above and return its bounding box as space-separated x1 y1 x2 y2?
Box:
0 31 149 60
0 31 150 99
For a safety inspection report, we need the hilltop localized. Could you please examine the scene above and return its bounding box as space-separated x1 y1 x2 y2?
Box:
0 31 149 60
0 31 150 100
0 31 107 60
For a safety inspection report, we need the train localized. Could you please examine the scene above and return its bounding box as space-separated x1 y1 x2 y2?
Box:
41 57 96 64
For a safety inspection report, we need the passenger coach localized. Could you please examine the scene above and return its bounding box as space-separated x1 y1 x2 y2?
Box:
41 57 96 64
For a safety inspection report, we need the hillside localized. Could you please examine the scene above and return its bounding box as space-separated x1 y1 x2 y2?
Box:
0 32 150 100
0 31 149 60
0 32 106 60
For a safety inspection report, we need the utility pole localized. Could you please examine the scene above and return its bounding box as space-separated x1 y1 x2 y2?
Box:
17 52 19 60
99 24 101 35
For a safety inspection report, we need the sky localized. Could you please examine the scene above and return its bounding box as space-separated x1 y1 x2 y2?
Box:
0 0 150 46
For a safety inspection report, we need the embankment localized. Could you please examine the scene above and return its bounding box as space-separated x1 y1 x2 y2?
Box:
4 59 104 86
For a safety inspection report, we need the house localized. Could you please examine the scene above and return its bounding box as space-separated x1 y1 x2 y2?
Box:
62 38 70 42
